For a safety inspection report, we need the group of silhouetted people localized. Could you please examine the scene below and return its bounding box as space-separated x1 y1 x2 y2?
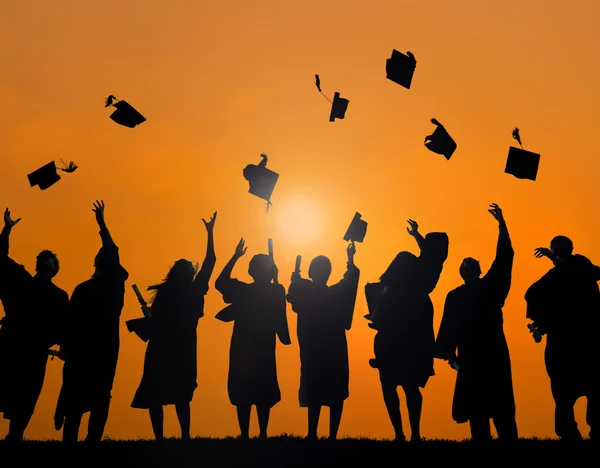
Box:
0 202 597 443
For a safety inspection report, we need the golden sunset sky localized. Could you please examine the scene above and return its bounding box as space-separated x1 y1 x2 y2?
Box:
1 0 599 440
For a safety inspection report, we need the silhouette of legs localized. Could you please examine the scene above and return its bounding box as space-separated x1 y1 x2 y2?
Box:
175 403 191 440
236 405 251 439
329 402 343 440
493 415 518 440
381 382 405 442
307 406 321 440
6 411 34 441
257 405 270 439
469 418 492 441
86 398 111 442
149 406 164 440
551 380 582 440
63 412 83 442
402 386 422 442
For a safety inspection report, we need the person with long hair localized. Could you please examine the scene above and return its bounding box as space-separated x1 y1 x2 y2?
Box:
130 211 217 440
365 220 448 442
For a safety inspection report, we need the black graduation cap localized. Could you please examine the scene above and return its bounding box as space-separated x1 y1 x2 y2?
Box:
105 95 146 128
505 127 540 181
424 118 457 160
386 49 417 89
314 74 349 122
243 153 279 211
329 92 349 122
27 160 78 190
344 212 367 243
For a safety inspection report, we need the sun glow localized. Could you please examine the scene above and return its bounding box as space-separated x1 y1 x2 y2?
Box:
276 197 321 246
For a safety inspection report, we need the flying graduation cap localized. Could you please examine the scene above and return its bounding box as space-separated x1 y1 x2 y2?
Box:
424 118 457 160
243 153 279 212
105 95 146 128
27 159 78 190
505 127 540 181
314 74 349 122
386 49 417 89
344 212 368 243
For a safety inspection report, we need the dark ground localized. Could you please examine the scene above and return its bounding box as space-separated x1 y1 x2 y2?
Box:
0 435 596 467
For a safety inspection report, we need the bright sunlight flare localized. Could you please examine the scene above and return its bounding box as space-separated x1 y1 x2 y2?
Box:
276 197 321 245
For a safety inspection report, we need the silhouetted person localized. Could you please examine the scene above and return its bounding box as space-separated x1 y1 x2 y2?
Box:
364 220 448 442
286 242 360 440
130 211 217 440
0 208 69 441
53 201 129 443
525 235 599 441
435 204 518 441
215 238 291 440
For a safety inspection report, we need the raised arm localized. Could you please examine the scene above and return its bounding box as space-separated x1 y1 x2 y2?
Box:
194 211 217 288
215 238 247 296
1 208 21 257
483 204 514 300
93 200 116 250
407 219 425 252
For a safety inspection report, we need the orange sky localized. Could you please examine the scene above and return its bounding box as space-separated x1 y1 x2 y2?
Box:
1 0 599 441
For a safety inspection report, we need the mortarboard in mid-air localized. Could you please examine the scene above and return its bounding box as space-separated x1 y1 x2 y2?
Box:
424 118 457 160
105 95 146 128
27 160 78 190
243 153 279 211
386 49 417 89
505 127 540 181
344 212 368 243
314 74 349 122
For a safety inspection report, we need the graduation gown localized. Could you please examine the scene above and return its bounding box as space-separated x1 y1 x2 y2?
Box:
215 279 290 408
0 230 68 420
131 254 215 409
54 230 128 421
286 262 360 407
435 226 515 423
369 232 449 387
524 254 600 400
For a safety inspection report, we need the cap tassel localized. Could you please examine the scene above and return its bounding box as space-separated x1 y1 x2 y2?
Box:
105 95 119 107
314 74 333 103
59 159 78 173
512 127 524 149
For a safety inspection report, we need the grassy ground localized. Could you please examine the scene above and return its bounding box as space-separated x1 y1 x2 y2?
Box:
0 435 595 467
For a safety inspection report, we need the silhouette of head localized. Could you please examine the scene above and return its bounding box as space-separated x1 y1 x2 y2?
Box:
309 256 332 286
248 254 272 283
36 250 59 280
550 236 573 259
460 257 481 282
166 259 197 284
380 251 418 286
93 247 108 274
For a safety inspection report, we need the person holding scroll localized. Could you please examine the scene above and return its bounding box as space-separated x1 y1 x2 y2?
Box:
54 200 129 443
130 211 217 440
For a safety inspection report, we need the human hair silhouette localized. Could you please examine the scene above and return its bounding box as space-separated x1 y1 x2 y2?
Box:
286 242 360 440
525 234 599 441
215 238 291 440
54 200 129 443
435 204 519 442
364 220 448 443
0 208 69 441
130 211 217 441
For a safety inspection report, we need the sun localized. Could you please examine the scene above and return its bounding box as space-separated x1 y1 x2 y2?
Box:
276 197 321 245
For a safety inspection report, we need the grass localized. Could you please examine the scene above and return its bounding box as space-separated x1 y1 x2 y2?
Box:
0 435 595 467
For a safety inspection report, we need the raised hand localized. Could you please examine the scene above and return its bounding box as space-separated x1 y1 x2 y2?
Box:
92 200 105 226
534 247 553 259
203 211 217 232
488 203 504 224
406 219 419 237
234 238 247 258
3 208 21 229
347 241 356 260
